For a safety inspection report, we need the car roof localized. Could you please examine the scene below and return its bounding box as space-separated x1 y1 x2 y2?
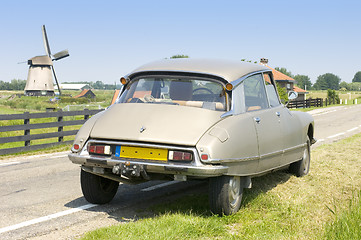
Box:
127 58 271 83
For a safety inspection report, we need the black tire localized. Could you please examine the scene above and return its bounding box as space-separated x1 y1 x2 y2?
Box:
81 169 119 204
209 175 243 215
289 136 311 177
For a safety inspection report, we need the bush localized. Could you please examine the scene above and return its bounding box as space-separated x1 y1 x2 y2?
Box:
327 89 340 103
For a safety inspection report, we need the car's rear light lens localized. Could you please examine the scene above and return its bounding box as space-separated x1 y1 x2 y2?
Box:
201 154 209 160
168 150 193 161
73 144 80 150
88 144 111 155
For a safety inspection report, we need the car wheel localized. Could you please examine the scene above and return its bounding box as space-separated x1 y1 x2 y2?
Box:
209 175 243 215
289 136 311 177
81 169 119 204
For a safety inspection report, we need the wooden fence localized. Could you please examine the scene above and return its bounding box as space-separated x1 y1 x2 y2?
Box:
287 98 323 109
0 109 103 155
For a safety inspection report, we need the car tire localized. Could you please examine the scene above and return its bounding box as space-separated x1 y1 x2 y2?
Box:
209 175 243 215
289 136 311 177
80 169 119 204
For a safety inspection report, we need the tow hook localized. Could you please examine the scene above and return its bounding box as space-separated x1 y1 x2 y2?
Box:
112 162 150 180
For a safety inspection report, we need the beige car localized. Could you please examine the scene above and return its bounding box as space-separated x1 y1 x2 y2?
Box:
68 59 315 215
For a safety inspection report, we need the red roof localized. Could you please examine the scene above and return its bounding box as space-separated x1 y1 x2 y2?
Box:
110 90 120 105
74 89 95 98
265 65 295 81
293 86 307 93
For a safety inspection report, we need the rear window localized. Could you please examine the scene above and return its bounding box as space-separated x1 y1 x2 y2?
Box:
117 77 227 111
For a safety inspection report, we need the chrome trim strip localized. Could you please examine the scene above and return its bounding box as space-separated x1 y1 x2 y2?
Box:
282 143 307 154
200 143 306 164
79 139 202 167
201 155 260 164
230 69 272 88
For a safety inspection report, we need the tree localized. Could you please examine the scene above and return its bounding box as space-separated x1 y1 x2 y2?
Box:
313 73 341 90
352 71 361 83
0 79 26 90
276 82 288 104
294 74 312 90
339 81 348 90
327 89 339 103
170 55 189 59
275 67 293 78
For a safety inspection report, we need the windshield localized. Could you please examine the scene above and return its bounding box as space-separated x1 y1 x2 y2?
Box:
117 77 227 111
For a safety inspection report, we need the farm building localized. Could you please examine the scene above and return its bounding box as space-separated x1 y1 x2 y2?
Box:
260 58 307 101
54 83 91 91
74 89 96 99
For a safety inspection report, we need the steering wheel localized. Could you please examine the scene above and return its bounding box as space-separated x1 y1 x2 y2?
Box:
192 88 214 95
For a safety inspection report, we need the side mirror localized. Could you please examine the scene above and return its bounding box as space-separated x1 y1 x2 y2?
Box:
288 91 298 100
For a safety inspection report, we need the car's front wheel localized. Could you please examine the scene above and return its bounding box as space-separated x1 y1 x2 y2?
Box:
81 169 119 204
209 175 243 215
289 136 311 177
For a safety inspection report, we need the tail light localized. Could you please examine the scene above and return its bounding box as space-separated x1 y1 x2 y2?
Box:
168 150 193 161
88 144 112 155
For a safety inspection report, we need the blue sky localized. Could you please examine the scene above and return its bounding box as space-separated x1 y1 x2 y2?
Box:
1 0 360 85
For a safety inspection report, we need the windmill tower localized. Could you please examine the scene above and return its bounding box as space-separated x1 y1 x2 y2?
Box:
24 25 69 96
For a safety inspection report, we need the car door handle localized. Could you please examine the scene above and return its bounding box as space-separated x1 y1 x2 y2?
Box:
276 112 281 117
254 117 261 124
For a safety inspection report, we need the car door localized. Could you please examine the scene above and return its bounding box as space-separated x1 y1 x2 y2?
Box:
263 72 304 166
243 73 284 173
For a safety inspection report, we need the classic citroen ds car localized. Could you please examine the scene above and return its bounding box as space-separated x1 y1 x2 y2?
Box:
68 59 315 215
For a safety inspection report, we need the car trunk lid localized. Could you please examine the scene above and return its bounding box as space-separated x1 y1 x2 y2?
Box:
89 103 224 146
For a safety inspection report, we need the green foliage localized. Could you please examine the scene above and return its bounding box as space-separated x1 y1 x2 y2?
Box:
0 79 26 90
314 73 341 90
274 67 294 78
327 89 340 103
294 74 312 90
276 82 288 103
60 96 90 104
324 191 361 239
170 55 189 59
340 81 361 91
352 71 361 83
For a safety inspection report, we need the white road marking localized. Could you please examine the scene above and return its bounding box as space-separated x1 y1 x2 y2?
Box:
347 127 359 132
327 132 345 139
141 181 180 192
0 162 21 167
49 154 68 159
0 203 97 234
312 109 338 117
317 139 325 142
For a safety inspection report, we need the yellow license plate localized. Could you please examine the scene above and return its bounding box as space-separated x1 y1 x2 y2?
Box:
116 146 168 161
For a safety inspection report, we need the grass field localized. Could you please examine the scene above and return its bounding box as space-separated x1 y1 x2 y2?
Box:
0 90 114 154
81 134 361 240
307 90 361 104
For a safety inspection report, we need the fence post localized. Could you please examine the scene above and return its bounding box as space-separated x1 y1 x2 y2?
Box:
24 112 30 147
57 109 63 142
84 108 89 120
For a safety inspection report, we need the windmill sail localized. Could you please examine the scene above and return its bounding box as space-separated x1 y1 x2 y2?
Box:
42 25 51 57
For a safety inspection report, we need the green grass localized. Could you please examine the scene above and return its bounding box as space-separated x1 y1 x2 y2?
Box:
81 134 361 240
324 191 361 239
0 90 115 112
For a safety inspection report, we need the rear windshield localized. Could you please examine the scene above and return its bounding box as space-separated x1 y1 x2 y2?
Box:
117 77 227 111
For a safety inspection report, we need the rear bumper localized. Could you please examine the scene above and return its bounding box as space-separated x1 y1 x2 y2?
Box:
69 153 227 177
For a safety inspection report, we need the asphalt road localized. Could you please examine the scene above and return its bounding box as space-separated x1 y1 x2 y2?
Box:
1 104 361 239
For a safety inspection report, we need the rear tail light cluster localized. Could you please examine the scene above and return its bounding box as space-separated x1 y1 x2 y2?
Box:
168 150 193 161
88 144 112 155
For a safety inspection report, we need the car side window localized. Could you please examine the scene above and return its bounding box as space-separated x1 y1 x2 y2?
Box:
264 73 281 107
244 74 268 111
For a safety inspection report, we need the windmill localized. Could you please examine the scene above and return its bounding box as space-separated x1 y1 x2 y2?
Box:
24 25 69 96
